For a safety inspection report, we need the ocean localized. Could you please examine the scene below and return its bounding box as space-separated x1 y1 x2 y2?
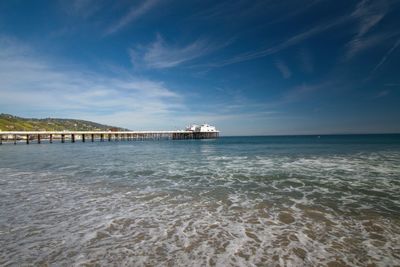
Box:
0 135 399 266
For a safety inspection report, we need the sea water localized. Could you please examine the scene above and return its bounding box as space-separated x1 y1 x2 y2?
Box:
0 135 399 266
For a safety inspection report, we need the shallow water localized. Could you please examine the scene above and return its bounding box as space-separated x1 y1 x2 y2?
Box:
1 135 400 266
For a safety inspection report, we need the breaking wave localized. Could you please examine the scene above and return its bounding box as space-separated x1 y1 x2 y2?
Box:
1 137 400 266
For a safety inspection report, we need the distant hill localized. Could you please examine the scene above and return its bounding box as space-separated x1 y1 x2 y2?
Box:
0 114 127 131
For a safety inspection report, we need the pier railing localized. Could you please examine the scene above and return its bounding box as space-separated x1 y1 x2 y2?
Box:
0 131 219 144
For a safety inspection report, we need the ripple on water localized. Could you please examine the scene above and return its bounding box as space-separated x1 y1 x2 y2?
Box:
0 144 400 266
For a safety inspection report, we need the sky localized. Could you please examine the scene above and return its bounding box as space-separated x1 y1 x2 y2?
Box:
0 0 399 135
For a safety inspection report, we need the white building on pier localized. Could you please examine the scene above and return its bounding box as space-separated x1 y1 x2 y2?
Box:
186 124 218 132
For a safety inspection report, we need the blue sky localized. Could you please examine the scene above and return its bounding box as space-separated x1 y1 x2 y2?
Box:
0 0 399 135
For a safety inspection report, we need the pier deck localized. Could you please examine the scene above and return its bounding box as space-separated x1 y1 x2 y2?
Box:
0 131 219 144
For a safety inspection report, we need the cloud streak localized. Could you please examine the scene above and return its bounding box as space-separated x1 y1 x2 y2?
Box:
205 1 394 68
105 0 160 35
371 38 400 74
207 15 350 67
0 37 187 129
130 34 231 69
345 0 389 59
0 37 277 133
344 33 395 60
67 0 104 18
274 59 291 79
351 0 387 37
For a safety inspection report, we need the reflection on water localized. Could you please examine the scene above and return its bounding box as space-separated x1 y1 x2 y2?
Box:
0 136 400 266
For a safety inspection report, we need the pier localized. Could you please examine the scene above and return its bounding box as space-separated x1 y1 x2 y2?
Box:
0 130 219 145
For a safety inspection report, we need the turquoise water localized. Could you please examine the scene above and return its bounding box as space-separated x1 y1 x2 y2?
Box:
1 135 400 266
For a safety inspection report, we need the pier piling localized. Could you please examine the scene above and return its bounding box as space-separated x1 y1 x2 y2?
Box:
0 130 219 145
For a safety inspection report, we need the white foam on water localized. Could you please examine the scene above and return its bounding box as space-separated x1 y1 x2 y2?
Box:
1 148 400 266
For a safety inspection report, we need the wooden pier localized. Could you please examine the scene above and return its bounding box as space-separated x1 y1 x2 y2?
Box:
0 131 219 145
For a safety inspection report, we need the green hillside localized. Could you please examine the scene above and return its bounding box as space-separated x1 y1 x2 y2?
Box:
0 114 127 131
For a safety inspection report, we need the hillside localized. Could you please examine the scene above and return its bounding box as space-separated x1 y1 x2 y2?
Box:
0 114 127 131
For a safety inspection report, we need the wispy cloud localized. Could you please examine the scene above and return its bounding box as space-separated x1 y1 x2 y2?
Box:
274 59 291 79
191 1 321 27
0 36 278 133
59 0 105 19
351 0 387 37
204 1 394 68
130 34 231 69
345 0 389 59
105 0 160 35
71 0 102 17
374 90 390 98
371 38 400 74
0 37 187 129
344 33 395 60
207 15 349 67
